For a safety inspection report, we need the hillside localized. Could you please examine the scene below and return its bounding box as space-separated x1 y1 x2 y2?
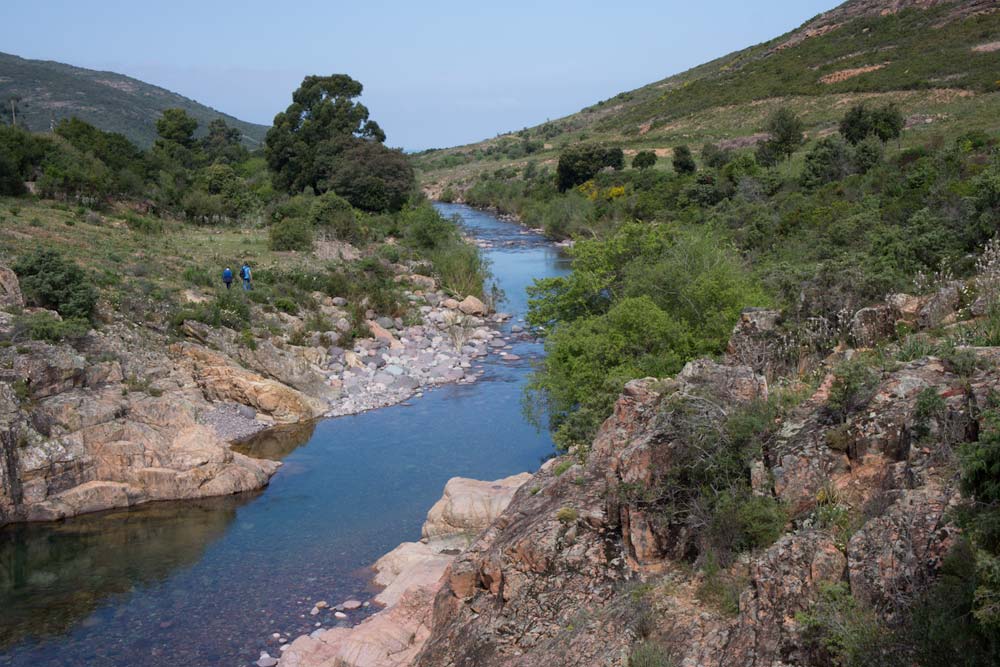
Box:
414 0 1000 190
0 52 269 148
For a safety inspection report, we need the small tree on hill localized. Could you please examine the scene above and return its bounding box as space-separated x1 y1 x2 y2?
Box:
757 109 805 165
672 145 696 175
840 103 904 145
632 150 657 171
556 144 624 191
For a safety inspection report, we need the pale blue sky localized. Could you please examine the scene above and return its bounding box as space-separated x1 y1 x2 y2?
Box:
1 1 837 150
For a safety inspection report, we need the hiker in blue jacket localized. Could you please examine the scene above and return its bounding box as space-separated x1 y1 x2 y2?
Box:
240 262 253 290
222 267 234 290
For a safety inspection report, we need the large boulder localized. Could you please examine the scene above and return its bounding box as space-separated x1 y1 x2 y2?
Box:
173 343 326 423
0 266 23 309
422 473 533 539
917 281 963 329
457 295 487 316
850 304 897 348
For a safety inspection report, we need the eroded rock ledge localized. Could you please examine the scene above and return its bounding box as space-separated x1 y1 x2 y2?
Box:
278 473 531 667
0 261 518 526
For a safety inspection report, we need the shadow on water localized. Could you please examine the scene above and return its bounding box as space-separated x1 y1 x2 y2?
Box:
232 420 318 461
0 493 259 650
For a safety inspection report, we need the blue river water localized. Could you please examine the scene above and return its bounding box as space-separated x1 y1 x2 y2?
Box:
0 204 569 667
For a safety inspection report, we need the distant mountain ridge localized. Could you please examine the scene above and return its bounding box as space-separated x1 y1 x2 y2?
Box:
0 52 269 148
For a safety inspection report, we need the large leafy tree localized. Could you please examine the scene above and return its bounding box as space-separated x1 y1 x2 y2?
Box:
265 75 387 194
556 144 624 191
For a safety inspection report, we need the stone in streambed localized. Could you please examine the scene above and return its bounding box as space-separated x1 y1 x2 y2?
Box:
341 599 363 610
458 295 487 316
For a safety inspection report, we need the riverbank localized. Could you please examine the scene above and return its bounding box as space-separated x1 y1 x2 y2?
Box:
273 472 532 667
0 203 568 667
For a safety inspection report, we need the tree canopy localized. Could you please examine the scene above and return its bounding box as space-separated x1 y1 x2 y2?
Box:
264 74 413 211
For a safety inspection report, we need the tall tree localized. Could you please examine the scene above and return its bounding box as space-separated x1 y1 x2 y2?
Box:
155 109 198 149
265 75 386 194
201 119 246 164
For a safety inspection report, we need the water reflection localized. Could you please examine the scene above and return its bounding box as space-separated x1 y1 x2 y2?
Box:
0 493 257 649
233 420 318 460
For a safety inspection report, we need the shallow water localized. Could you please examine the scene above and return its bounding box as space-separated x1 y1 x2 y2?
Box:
0 204 569 667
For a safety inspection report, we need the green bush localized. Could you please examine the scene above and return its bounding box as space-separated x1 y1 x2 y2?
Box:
12 249 98 323
171 291 251 330
269 217 314 251
632 150 658 171
825 358 878 423
526 223 766 448
308 191 360 243
557 143 624 191
796 583 892 667
672 145 696 174
12 311 90 342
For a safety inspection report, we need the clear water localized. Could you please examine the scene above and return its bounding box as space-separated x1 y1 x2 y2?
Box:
0 204 569 667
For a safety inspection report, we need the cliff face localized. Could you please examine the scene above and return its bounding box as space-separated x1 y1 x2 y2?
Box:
413 293 982 666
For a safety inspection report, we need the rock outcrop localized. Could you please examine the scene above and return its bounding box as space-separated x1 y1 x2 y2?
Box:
279 474 531 667
407 345 976 667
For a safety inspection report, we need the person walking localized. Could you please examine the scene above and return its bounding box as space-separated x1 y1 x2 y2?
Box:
222 267 234 290
240 262 253 291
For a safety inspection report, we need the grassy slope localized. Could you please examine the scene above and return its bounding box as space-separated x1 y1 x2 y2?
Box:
414 0 1000 191
0 52 269 149
0 197 322 319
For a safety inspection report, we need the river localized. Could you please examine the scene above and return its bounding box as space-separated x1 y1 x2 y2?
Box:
0 204 569 667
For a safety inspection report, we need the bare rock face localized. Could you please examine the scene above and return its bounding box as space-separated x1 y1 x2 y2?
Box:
174 343 326 423
0 266 23 309
18 392 279 522
722 532 846 665
408 347 981 667
0 325 292 526
847 484 959 616
421 473 533 539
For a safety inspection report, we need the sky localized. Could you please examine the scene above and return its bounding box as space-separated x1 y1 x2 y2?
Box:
0 1 838 151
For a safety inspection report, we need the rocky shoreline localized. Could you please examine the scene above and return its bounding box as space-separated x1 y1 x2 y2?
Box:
0 257 532 525
273 473 532 667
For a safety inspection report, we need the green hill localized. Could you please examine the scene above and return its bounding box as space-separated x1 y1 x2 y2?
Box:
0 52 269 148
415 0 1000 190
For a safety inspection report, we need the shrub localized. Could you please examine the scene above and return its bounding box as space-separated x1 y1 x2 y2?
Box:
628 641 673 667
672 145 696 174
12 249 98 322
633 150 658 171
269 217 314 251
308 191 360 243
171 291 250 330
825 358 878 423
12 311 90 342
125 212 164 235
557 144 624 191
840 103 904 145
273 297 299 314
556 507 578 524
801 138 854 188
796 582 892 667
